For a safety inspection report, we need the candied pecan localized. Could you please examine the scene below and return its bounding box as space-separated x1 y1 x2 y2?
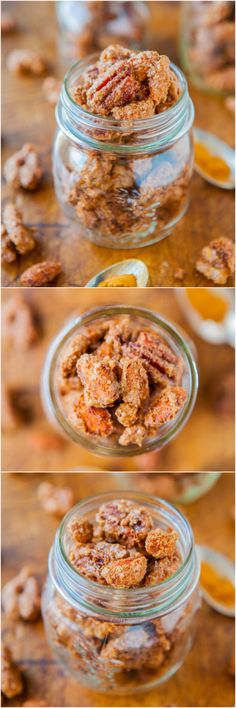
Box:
101 623 170 671
69 517 93 543
144 386 187 430
101 553 147 587
1 223 17 263
4 143 43 190
3 202 36 254
86 61 141 116
77 353 121 407
120 355 149 407
72 393 114 437
1 645 23 698
37 482 74 517
69 540 129 583
144 553 181 585
7 48 46 75
96 499 153 546
61 323 108 378
119 423 146 447
2 567 41 621
2 293 39 349
42 76 60 105
196 237 235 285
115 402 139 426
20 261 61 286
123 331 183 386
145 528 178 559
1 12 17 34
79 617 122 640
112 97 155 120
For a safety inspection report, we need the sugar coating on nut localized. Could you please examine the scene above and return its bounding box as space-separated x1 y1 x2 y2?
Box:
72 45 181 118
96 499 153 546
20 261 61 287
3 202 36 255
58 316 187 447
37 482 74 517
145 528 179 559
1 645 23 698
68 517 93 543
101 554 147 587
7 48 46 75
2 567 41 621
196 237 235 285
4 143 43 190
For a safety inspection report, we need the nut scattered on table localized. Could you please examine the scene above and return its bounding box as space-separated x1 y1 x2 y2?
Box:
4 143 43 190
196 237 235 284
7 48 47 76
37 481 75 517
20 260 62 286
1 645 24 698
2 293 40 349
2 202 36 257
2 566 41 621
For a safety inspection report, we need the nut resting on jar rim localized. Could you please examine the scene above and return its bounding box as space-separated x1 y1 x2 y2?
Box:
41 305 198 457
53 45 194 249
41 491 201 693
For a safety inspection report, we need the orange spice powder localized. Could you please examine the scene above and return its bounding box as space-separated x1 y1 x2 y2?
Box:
201 561 235 608
195 142 231 182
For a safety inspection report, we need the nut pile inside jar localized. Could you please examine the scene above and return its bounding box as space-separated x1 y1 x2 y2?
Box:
65 498 181 587
57 315 187 447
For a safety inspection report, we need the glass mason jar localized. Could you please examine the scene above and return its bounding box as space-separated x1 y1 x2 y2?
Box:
42 491 201 693
180 1 235 95
111 472 221 504
41 305 199 457
56 1 149 65
53 58 194 249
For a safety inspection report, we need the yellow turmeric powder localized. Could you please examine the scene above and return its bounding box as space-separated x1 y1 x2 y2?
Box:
201 561 235 608
98 274 137 287
195 142 231 182
186 288 229 322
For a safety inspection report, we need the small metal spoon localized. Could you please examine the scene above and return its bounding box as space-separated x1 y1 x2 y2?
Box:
194 127 235 190
85 259 150 288
196 544 235 617
176 289 235 347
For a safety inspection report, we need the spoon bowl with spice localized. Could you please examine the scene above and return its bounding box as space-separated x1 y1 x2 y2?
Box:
194 128 235 190
197 545 235 618
176 288 235 347
85 259 150 288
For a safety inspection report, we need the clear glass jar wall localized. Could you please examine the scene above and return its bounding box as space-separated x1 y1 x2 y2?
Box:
41 305 198 457
42 492 201 693
180 1 235 95
56 1 149 64
53 59 194 249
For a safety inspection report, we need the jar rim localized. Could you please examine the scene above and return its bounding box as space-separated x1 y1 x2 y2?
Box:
41 304 199 457
56 55 195 152
49 491 200 620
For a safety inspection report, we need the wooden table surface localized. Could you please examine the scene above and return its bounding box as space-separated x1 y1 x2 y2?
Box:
1 1 235 288
2 288 235 472
2 471 235 707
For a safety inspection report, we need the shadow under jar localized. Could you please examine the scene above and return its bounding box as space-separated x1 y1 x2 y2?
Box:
42 492 201 694
53 58 194 249
41 305 198 457
56 1 149 64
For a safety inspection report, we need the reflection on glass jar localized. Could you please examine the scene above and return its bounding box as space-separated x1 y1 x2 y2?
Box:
41 305 198 457
42 492 201 693
56 1 149 64
53 59 194 249
180 1 235 95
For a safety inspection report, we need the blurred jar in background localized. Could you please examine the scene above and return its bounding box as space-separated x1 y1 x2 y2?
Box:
56 1 149 64
113 471 221 504
180 1 235 95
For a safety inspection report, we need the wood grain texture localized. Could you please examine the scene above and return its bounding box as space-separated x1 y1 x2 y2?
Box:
1 471 235 707
2 288 234 472
1 1 235 287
